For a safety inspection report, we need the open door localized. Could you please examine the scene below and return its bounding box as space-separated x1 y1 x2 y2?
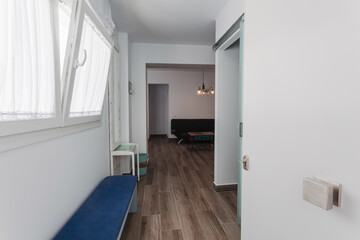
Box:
237 17 245 226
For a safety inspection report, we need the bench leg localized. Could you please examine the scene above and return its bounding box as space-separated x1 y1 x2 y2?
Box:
129 186 137 213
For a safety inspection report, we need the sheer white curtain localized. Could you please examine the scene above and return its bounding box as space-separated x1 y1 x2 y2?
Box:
69 14 111 117
58 2 70 76
0 0 56 121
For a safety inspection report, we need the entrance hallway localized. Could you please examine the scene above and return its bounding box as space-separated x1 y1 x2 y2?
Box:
121 136 240 240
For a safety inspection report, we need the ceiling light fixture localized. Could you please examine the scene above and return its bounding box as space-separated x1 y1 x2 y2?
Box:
197 68 214 95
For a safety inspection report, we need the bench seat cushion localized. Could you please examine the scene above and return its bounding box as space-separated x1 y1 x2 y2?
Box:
54 175 137 240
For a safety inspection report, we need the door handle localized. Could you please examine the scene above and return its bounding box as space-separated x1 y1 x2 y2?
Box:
239 122 243 137
238 155 249 170
74 49 87 69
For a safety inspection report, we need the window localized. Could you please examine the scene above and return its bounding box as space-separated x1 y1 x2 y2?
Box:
0 0 61 136
62 0 113 126
0 0 114 139
68 15 111 118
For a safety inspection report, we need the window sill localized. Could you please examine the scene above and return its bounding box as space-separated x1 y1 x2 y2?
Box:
0 121 101 153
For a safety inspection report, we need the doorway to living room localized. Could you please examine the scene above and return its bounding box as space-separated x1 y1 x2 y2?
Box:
146 64 215 142
120 64 239 240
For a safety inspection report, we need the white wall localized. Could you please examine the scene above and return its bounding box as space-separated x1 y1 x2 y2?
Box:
242 0 360 239
148 68 215 138
0 107 109 240
149 84 169 135
130 43 215 152
110 35 132 174
215 0 244 41
109 45 120 149
116 32 130 143
214 42 239 186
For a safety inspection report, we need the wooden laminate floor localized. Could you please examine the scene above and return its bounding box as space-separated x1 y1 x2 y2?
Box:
121 136 241 240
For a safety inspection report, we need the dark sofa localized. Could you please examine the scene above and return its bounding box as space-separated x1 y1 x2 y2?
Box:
171 119 214 143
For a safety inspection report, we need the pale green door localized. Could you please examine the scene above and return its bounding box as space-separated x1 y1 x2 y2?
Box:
237 17 245 226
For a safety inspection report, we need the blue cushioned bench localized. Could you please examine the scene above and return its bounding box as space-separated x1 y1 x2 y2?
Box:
54 175 137 240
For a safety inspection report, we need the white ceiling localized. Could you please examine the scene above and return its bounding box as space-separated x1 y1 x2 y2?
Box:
109 0 227 45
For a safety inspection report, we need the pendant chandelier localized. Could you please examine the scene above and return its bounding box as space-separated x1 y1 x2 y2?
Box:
197 68 214 95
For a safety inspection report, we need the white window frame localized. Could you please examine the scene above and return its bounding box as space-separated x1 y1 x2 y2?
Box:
61 0 114 126
57 0 75 96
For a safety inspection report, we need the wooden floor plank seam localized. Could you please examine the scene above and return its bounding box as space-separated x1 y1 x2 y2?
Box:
172 191 187 240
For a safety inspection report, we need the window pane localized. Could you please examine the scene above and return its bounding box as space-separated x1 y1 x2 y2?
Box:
69 14 111 118
0 0 56 121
